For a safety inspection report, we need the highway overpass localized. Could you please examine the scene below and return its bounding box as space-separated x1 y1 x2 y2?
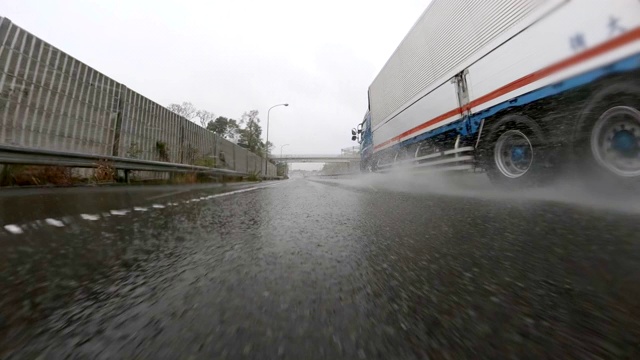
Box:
269 155 360 163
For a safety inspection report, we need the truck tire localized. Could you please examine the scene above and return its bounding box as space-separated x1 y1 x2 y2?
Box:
574 83 640 186
361 159 375 173
484 114 551 188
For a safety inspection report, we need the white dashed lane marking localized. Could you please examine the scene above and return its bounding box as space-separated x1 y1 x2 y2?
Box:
4 224 24 234
2 184 271 235
45 218 65 227
80 214 100 221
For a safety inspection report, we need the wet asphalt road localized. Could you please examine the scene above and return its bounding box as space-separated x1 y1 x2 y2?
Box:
0 176 639 359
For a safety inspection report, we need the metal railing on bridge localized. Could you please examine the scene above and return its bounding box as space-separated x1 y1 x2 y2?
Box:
269 154 360 163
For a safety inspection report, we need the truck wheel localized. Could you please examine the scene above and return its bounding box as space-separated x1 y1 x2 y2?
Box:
360 157 373 173
484 115 550 188
363 161 375 173
590 106 640 177
575 86 640 185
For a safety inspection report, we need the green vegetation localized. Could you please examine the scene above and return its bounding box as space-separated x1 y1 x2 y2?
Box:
206 116 240 139
276 162 288 177
126 142 143 158
156 141 170 161
247 171 262 182
194 157 216 168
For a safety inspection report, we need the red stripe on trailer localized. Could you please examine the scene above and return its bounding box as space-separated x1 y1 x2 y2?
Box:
373 27 640 152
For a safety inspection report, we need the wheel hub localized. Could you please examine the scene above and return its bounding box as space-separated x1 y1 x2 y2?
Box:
494 130 534 179
610 129 638 156
511 146 527 162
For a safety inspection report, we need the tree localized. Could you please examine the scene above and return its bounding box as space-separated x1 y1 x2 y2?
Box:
226 119 240 139
167 102 197 121
238 110 262 153
254 140 273 158
206 117 225 135
196 110 216 128
207 116 240 139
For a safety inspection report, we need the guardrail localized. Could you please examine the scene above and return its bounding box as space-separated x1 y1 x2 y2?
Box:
0 144 256 181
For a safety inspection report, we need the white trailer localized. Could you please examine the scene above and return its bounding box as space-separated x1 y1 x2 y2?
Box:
354 0 640 186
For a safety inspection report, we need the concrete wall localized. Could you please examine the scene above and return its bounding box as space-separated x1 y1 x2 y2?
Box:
0 17 277 178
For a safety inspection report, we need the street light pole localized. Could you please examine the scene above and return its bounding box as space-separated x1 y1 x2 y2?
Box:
265 103 289 177
280 144 290 159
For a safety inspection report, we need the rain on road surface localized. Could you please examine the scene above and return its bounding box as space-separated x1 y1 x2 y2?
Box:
1 176 639 359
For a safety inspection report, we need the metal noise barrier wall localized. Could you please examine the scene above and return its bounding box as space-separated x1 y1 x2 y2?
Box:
234 146 249 174
247 153 257 175
0 17 277 178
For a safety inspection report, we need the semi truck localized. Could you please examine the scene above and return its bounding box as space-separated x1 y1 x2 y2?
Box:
352 0 640 187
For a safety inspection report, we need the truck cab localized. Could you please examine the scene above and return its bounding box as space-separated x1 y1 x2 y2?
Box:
351 111 374 171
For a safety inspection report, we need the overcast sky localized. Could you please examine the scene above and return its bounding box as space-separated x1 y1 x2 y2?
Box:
4 0 429 169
